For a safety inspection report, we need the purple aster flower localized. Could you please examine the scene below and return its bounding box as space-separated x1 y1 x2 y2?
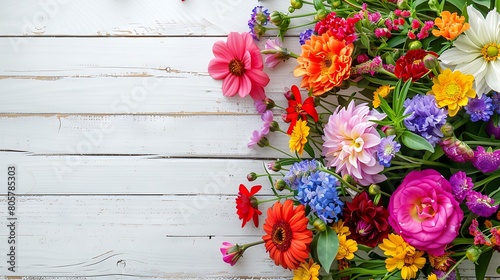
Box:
254 100 267 114
403 95 447 146
449 171 473 202
247 130 264 148
262 38 290 68
299 29 314 45
466 190 499 217
440 136 474 163
473 146 500 173
260 110 274 135
248 6 270 40
296 171 343 223
465 95 494 122
283 159 318 189
377 135 401 167
490 92 500 114
433 269 456 280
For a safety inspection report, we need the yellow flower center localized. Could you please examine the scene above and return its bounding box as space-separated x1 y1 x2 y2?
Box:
228 58 246 76
444 82 461 98
481 43 500 61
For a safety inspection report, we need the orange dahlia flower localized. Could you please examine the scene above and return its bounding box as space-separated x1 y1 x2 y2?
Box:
432 11 470 41
262 200 313 270
294 30 353 96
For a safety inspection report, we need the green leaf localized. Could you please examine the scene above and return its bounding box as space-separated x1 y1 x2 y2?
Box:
497 0 500 11
475 248 493 280
377 92 396 120
360 32 371 51
316 227 339 271
446 0 467 10
313 0 325 10
304 141 315 158
387 35 407 49
400 131 435 153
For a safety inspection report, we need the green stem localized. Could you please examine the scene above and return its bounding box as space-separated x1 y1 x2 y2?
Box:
474 171 500 188
257 195 294 205
439 255 467 280
267 144 296 158
463 141 500 147
381 270 398 280
241 240 265 251
395 154 450 168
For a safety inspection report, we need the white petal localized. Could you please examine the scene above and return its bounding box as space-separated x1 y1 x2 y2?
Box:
453 35 482 51
485 8 500 43
440 48 480 64
485 60 500 92
455 58 487 95
466 5 487 45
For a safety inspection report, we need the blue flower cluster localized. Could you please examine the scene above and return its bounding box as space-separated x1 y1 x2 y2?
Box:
299 29 313 45
465 94 494 122
403 94 447 146
296 171 343 224
283 159 318 189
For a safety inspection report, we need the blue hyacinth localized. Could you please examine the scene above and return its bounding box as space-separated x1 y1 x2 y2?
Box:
403 95 447 147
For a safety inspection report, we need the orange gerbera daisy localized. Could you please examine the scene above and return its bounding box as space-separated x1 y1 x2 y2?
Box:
294 30 354 96
262 200 313 270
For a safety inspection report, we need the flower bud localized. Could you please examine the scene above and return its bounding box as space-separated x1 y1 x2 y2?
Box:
332 0 342 8
373 193 381 206
428 0 440 13
343 174 355 186
270 121 280 132
270 11 285 26
314 9 329 21
368 184 381 195
408 41 422 50
397 0 410 10
423 54 439 69
247 172 258 182
466 246 482 263
265 98 276 110
288 6 295 13
486 119 500 139
441 122 454 137
267 161 282 172
257 137 269 147
312 217 327 232
381 125 396 136
290 0 303 9
274 179 287 191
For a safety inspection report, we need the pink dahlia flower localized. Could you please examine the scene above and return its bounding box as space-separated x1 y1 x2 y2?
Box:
322 101 386 186
388 169 464 256
208 32 270 100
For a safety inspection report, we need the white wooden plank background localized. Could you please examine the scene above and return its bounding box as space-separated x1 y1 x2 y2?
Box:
0 0 498 279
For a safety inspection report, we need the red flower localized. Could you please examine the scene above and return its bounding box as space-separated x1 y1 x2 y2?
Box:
284 85 319 134
236 184 262 227
394 49 438 81
343 192 389 248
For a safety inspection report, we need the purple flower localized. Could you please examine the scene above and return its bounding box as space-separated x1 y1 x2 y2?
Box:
247 130 264 148
254 100 267 114
466 190 499 217
299 29 313 45
220 242 242 266
262 38 290 68
449 171 473 202
490 92 500 114
377 135 401 167
283 159 318 189
296 171 343 223
473 146 500 173
260 110 274 135
403 95 447 146
440 137 474 163
433 269 456 280
248 6 270 40
465 95 493 122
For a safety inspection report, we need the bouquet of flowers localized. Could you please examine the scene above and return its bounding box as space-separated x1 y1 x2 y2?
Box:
208 0 500 279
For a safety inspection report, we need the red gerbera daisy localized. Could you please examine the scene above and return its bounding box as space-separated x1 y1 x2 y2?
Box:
236 184 262 227
262 200 313 270
284 85 319 134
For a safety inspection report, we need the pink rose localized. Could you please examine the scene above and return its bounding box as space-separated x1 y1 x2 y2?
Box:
388 169 463 256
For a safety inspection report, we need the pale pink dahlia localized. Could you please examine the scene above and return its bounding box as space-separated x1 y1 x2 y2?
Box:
208 32 270 100
322 101 386 186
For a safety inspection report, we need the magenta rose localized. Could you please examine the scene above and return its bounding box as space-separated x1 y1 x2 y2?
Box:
388 169 463 256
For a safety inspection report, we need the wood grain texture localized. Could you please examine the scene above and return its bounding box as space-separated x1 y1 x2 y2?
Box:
0 0 314 36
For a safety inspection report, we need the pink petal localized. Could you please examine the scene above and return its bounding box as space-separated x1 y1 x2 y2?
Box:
227 32 245 60
249 85 266 100
212 41 232 61
208 58 230 80
237 75 252 97
246 69 270 88
222 74 240 97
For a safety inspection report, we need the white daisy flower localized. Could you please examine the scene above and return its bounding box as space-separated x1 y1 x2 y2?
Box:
440 5 500 96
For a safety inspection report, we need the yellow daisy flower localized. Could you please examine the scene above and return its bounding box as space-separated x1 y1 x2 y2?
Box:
379 233 415 259
336 234 358 260
332 219 351 236
293 259 320 280
379 234 426 280
428 273 438 280
289 119 310 156
372 85 392 108
429 68 476 116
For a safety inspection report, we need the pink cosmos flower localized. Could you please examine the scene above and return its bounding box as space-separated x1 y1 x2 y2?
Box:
208 32 270 100
388 169 464 256
322 101 386 186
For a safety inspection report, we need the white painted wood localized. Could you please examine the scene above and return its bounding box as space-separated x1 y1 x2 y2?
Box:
0 0 314 36
0 153 280 195
0 114 292 157
0 37 303 114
